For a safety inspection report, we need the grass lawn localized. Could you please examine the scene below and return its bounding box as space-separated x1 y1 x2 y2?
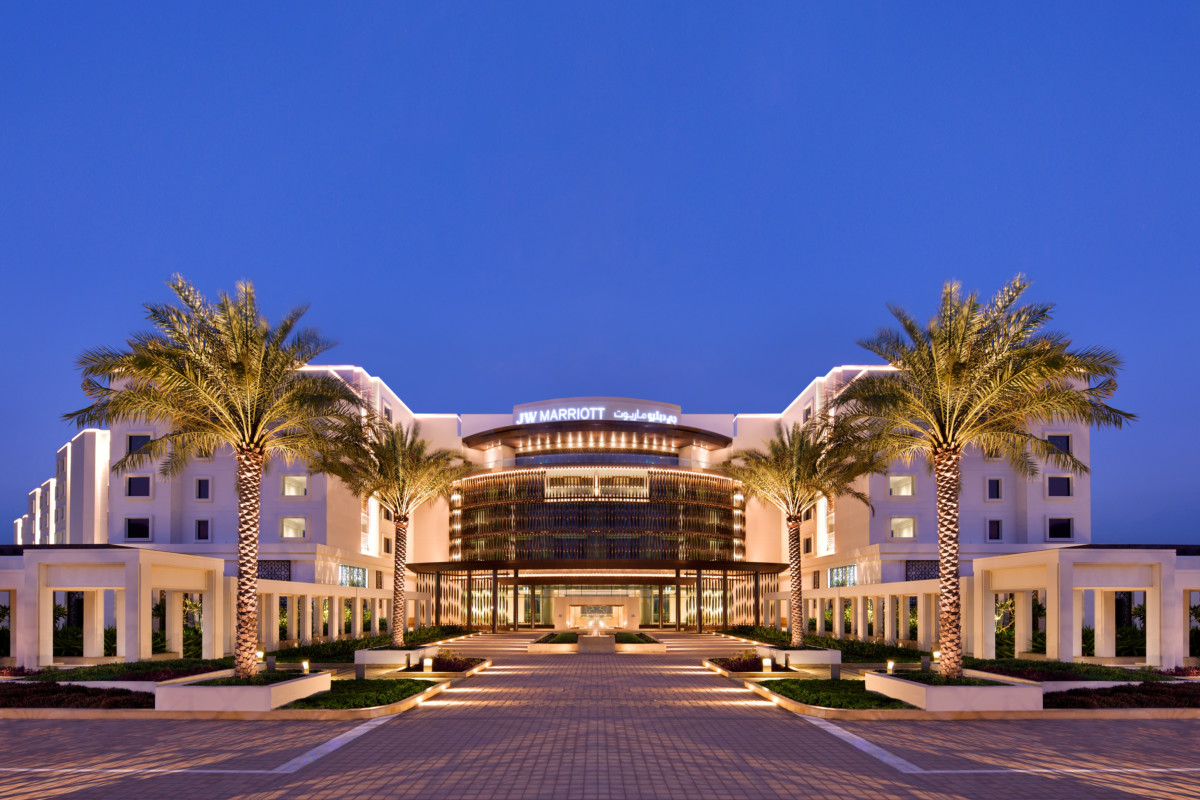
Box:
1044 682 1200 709
0 682 154 709
285 678 437 709
536 632 579 644
615 632 658 644
759 678 913 709
25 658 232 683
964 658 1174 683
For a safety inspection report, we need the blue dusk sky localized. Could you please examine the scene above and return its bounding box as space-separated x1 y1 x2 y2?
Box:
1 4 1197 544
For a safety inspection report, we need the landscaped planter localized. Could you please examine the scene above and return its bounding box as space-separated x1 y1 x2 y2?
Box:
963 669 1155 694
578 635 615 653
865 670 1042 711
614 641 666 654
755 645 841 668
397 658 492 680
42 670 228 695
704 659 797 680
155 671 332 711
354 645 437 669
527 642 579 654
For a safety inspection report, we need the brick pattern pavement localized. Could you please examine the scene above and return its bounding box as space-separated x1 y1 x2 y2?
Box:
0 632 1196 800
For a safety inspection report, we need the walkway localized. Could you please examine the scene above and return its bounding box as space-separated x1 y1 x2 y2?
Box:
0 632 1196 799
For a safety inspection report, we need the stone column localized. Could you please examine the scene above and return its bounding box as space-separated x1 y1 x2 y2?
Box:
370 597 381 635
883 594 897 645
350 595 362 638
972 572 996 659
917 594 933 651
263 593 280 651
853 596 867 640
285 596 298 642
201 570 224 659
165 590 184 655
1045 560 1075 662
83 589 106 658
1095 590 1116 658
122 561 153 662
1014 591 1032 657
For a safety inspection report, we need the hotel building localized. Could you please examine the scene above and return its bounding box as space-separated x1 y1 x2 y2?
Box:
4 363 1197 668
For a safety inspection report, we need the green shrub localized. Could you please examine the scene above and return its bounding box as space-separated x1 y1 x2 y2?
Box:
536 632 578 644
1045 682 1200 709
615 632 657 644
26 658 232 683
885 671 1002 686
285 678 435 709
0 682 154 709
194 671 304 686
759 678 913 709
963 658 1172 683
270 625 472 663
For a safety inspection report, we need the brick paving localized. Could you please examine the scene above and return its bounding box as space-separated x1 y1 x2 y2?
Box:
0 632 1196 799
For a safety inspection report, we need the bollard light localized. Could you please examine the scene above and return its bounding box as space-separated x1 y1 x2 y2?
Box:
886 660 895 674
256 650 265 661
423 657 434 673
932 650 941 661
762 658 772 673
301 660 310 674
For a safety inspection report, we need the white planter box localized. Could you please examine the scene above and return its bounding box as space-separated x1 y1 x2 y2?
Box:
354 646 436 668
963 668 1153 694
51 669 230 695
756 646 841 667
865 671 1042 712
578 635 615 654
155 671 332 711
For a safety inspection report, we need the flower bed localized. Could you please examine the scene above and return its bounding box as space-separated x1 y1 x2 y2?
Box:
760 678 914 710
0 682 154 709
401 652 484 673
24 658 233 684
965 658 1174 684
284 678 436 709
1044 682 1200 709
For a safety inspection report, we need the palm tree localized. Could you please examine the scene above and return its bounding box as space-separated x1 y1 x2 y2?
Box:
318 419 469 648
837 276 1133 678
65 277 363 678
723 414 884 647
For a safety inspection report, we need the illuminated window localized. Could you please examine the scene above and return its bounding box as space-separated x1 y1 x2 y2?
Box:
890 517 916 539
339 565 367 588
888 475 915 497
126 476 151 498
281 517 307 539
828 565 857 587
282 475 308 497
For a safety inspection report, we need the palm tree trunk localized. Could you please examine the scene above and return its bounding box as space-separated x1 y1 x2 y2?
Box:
234 447 264 679
933 447 963 678
787 515 804 648
391 515 408 648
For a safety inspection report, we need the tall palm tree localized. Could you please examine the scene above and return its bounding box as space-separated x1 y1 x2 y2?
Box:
837 276 1133 677
65 276 363 678
723 414 884 647
318 419 469 647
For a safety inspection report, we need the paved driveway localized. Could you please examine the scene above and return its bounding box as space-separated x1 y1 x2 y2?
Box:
0 632 1196 799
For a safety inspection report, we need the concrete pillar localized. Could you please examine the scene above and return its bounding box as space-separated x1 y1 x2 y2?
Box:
962 580 974 657
1014 591 1032 657
972 571 996 660
351 595 364 638
883 595 897 645
917 594 934 651
83 590 106 658
1072 589 1084 658
853 596 867 640
201 571 223 659
1046 560 1075 661
370 597 381 635
263 593 280 651
1095 590 1116 658
816 599 827 636
1145 569 1162 667
285 596 297 642
165 590 184 655
119 561 152 662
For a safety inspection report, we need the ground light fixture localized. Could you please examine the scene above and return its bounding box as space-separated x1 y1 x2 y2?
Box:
423 657 434 672
886 660 895 674
301 660 310 673
762 658 771 672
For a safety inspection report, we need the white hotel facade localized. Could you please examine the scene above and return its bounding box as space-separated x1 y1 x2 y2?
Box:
4 364 1198 669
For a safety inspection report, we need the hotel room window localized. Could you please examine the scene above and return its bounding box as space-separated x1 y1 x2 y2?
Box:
986 478 1002 500
126 476 151 498
282 475 308 497
1047 434 1072 455
281 517 307 539
890 517 916 539
1047 476 1073 498
1047 517 1074 540
888 475 915 497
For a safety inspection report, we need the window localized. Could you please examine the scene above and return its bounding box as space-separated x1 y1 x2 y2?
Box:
803 405 813 423
195 519 211 541
986 478 1002 501
905 560 938 581
888 475 915 497
375 570 384 590
383 406 393 423
258 560 292 581
126 476 151 498
987 519 1003 541
803 537 813 555
802 507 813 522
1047 434 1071 455
383 537 393 554
1047 476 1073 498
828 565 857 587
127 434 151 456
125 517 150 540
281 517 307 539
811 571 819 590
282 475 308 497
383 508 393 522
1047 517 1074 540
339 565 367 588
890 516 916 539
196 478 211 500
